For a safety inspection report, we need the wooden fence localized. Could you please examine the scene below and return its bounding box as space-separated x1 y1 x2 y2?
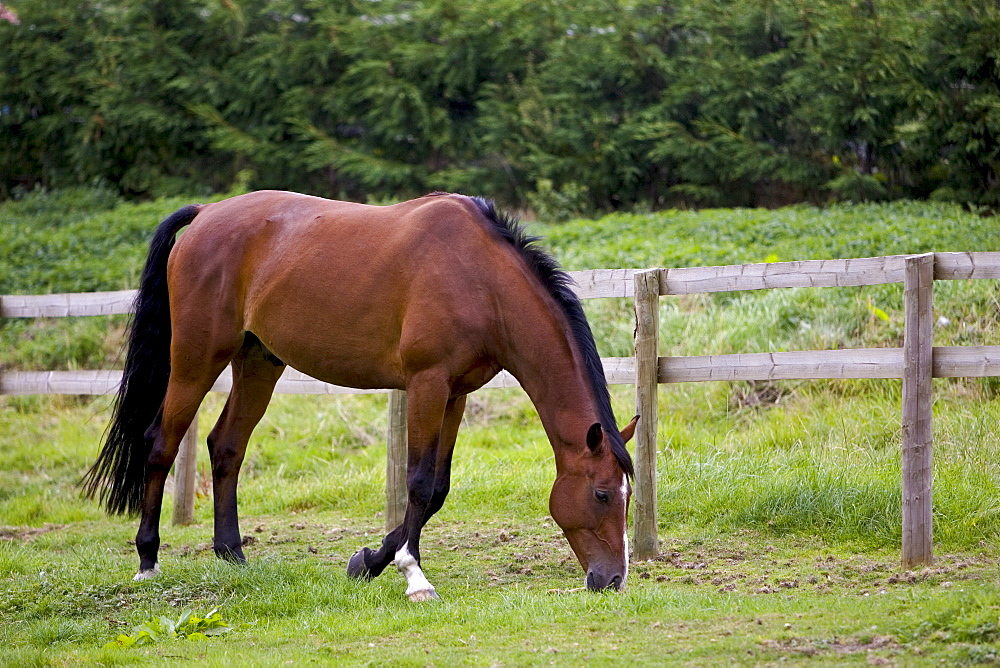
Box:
3 252 999 567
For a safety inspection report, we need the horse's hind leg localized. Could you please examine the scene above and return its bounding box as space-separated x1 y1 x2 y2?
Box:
134 373 219 579
134 304 245 579
206 334 285 562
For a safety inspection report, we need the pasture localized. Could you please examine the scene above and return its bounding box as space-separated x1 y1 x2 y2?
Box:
3 190 1000 664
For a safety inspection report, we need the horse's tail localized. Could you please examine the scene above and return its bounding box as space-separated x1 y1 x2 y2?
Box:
82 204 202 515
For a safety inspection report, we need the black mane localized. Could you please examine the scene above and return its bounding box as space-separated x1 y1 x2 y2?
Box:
469 196 635 479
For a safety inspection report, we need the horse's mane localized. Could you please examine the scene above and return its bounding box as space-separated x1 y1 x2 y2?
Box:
467 195 635 479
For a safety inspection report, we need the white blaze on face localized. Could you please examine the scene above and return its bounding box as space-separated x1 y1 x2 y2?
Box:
621 475 630 585
394 542 435 598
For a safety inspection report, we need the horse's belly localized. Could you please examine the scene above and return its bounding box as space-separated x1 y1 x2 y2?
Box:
256 324 405 391
288 360 403 391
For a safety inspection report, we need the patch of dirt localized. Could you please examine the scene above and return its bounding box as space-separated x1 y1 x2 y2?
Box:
630 537 1000 597
760 634 900 658
0 524 65 541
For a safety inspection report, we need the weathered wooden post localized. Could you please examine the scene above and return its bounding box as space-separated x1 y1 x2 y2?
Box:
633 269 661 560
171 409 199 525
902 253 934 567
386 389 408 531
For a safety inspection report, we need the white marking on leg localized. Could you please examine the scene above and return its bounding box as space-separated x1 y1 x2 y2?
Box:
133 563 161 581
621 475 630 586
394 542 437 601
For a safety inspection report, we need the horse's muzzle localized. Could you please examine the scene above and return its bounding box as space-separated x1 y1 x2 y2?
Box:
586 571 624 591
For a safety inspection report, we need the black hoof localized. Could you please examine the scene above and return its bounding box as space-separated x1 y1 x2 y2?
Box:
215 545 247 563
347 548 373 580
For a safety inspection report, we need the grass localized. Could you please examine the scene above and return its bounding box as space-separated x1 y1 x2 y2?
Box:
3 390 1000 665
3 191 1000 663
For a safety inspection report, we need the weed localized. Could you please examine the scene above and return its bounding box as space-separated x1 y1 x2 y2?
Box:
104 609 235 648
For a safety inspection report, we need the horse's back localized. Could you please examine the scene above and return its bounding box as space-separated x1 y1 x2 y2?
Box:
168 191 510 390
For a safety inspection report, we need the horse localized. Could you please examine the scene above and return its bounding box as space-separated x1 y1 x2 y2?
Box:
83 190 638 601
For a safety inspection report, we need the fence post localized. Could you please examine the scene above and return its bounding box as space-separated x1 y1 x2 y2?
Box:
386 389 408 531
902 253 935 567
633 269 661 560
171 409 199 526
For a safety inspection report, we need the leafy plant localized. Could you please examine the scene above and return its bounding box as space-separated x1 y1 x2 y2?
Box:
104 609 235 648
4 0 1000 210
526 179 591 222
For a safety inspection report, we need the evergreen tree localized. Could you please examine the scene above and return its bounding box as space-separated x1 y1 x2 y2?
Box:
2 0 999 210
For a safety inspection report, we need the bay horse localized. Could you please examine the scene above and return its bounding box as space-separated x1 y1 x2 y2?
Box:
83 190 637 600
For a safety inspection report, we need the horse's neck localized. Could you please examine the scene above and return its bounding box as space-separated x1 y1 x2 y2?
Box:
498 292 599 458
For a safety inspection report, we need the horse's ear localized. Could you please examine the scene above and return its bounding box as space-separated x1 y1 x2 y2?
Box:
620 415 639 444
586 422 604 453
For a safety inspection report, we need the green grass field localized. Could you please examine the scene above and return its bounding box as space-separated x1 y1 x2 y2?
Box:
2 191 1000 664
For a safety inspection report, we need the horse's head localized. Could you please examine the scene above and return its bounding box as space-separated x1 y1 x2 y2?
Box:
549 416 638 591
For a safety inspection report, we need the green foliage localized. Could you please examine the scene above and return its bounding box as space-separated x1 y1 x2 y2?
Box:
0 318 124 372
906 592 1000 645
104 609 235 648
3 0 1000 210
2 191 997 374
0 187 164 295
525 179 590 222
539 199 999 271
0 189 232 371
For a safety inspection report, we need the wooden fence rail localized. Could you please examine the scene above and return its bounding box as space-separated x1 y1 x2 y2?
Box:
3 252 1000 565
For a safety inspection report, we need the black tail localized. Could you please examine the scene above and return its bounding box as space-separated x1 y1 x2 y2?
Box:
82 205 202 515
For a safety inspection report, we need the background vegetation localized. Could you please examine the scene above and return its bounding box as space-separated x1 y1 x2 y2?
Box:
2 191 1000 663
3 0 1000 211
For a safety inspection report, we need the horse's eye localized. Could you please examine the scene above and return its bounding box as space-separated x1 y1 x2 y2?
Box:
595 490 610 503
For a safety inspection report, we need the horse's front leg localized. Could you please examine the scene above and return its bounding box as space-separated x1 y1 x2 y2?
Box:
393 393 465 601
348 383 465 602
